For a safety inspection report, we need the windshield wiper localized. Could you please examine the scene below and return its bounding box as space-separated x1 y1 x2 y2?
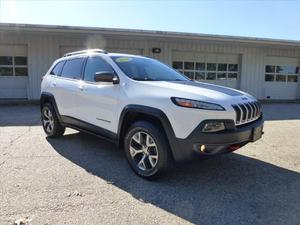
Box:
131 76 154 81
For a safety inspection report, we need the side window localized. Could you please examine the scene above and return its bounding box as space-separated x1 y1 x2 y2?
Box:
84 56 113 82
50 61 65 76
61 57 85 79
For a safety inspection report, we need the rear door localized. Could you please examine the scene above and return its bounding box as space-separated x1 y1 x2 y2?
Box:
54 56 86 118
47 60 65 106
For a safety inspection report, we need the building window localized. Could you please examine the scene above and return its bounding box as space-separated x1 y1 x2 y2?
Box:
172 61 238 81
265 65 299 83
0 56 28 76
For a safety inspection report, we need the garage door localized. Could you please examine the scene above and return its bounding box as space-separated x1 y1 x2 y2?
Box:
0 45 28 99
172 51 240 89
264 56 299 100
107 48 143 55
59 46 85 57
60 46 143 56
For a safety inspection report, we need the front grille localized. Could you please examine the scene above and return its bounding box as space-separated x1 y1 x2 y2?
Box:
232 101 261 125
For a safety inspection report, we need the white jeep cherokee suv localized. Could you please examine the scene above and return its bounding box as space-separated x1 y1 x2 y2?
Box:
40 49 264 179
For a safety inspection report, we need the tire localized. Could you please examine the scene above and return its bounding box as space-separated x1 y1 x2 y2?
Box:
124 121 172 179
41 102 65 138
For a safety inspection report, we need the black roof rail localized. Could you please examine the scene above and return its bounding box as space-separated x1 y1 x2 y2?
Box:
63 49 107 57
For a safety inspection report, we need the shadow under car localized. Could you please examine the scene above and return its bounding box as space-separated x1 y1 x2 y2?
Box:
47 132 300 225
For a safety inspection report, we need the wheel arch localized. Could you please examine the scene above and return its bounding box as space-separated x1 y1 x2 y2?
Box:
40 92 62 122
117 105 178 159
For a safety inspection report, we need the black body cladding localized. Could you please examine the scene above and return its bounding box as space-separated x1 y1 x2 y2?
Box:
40 92 263 162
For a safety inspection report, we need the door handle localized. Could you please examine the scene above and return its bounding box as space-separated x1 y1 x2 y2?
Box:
52 82 57 87
78 85 86 91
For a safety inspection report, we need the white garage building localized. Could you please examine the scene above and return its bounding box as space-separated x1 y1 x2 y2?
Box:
0 23 300 100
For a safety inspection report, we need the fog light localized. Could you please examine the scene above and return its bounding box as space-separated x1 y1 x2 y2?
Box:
199 145 206 152
202 122 225 132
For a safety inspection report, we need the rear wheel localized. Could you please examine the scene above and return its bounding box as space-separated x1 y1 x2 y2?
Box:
41 103 65 138
124 121 172 179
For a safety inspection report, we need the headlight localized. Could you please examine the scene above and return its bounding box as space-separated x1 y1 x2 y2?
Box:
171 97 225 111
202 121 225 132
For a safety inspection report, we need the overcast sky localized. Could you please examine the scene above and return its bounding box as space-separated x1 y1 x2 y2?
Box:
0 0 299 41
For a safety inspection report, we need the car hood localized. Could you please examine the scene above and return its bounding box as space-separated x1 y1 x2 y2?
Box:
137 80 255 102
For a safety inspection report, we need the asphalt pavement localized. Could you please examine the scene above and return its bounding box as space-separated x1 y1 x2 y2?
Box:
0 103 300 225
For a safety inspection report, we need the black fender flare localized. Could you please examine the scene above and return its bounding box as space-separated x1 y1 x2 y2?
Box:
117 104 181 160
40 92 62 122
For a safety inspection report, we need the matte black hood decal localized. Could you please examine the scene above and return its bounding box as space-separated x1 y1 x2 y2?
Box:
170 81 242 97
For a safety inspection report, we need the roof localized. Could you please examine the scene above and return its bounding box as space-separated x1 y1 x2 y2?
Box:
1 22 300 47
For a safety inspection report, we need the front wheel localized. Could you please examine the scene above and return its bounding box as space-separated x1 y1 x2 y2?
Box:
124 121 172 179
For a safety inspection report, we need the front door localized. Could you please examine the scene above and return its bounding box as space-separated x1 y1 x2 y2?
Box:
76 56 121 133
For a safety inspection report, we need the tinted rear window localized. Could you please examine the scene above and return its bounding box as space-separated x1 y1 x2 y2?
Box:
50 61 65 76
61 58 85 79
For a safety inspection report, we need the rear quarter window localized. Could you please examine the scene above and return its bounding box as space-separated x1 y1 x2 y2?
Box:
50 61 65 76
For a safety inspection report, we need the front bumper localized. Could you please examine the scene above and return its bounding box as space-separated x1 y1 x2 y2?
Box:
172 116 264 161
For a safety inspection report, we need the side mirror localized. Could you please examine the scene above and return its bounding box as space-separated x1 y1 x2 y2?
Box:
94 71 119 84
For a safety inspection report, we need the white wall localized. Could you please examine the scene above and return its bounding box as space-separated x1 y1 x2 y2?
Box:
1 30 300 99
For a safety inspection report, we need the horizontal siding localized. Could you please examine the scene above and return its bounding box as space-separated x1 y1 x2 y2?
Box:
167 40 300 99
0 77 28 99
0 30 300 99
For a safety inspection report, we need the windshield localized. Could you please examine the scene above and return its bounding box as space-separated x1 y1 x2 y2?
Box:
111 56 189 81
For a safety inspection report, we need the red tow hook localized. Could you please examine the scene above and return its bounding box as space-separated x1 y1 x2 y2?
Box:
229 144 240 151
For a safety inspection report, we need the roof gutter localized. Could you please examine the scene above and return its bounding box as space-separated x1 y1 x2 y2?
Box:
1 23 300 48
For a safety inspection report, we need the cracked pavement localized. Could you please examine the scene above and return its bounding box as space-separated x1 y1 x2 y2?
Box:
0 104 300 225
